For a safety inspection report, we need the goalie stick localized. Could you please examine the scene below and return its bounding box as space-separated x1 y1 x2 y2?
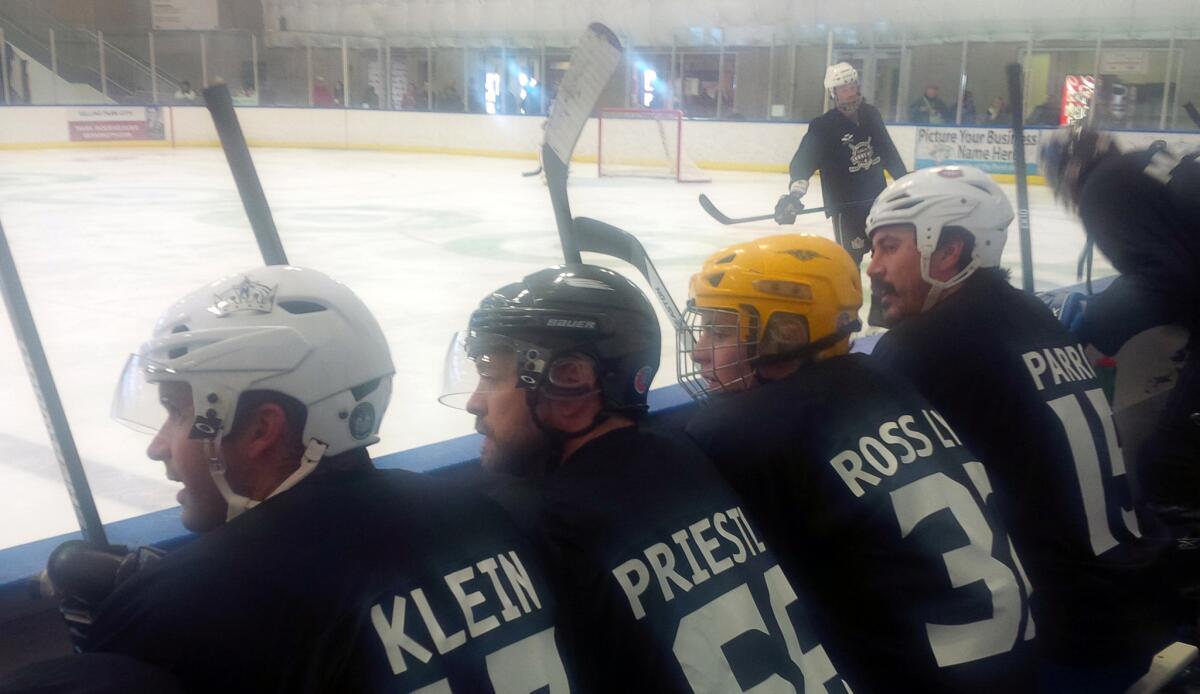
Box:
203 83 289 266
1006 63 1035 293
0 219 108 546
522 165 543 178
541 23 623 263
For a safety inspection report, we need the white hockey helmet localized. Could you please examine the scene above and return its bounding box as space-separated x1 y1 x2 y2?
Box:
866 165 1012 308
113 265 395 519
824 62 859 91
824 62 861 114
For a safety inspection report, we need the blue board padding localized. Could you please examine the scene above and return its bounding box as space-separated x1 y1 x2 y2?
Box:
0 383 700 592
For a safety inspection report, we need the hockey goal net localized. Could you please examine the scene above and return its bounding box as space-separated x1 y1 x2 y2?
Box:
597 108 710 182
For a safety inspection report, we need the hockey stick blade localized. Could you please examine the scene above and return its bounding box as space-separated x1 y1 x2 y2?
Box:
698 194 833 225
521 165 544 178
542 23 622 263
0 220 108 546
573 217 692 351
203 83 288 266
698 194 775 225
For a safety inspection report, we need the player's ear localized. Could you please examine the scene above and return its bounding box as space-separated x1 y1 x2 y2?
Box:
239 402 292 459
930 236 965 280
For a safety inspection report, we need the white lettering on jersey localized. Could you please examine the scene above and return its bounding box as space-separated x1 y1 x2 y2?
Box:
611 506 765 620
369 549 544 676
844 133 882 173
1021 344 1096 391
829 412 959 497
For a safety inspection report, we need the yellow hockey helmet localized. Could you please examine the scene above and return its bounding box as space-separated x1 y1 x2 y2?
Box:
680 234 862 400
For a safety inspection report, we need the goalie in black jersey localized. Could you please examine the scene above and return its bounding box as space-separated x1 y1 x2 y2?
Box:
777 62 907 264
866 165 1177 691
680 234 1035 693
440 264 852 693
1040 127 1200 531
48 266 573 693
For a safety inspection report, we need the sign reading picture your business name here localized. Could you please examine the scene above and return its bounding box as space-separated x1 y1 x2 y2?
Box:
914 126 1041 175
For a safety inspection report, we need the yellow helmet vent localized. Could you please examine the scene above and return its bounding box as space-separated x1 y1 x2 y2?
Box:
752 279 813 301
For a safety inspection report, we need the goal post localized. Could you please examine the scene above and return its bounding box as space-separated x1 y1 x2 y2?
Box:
597 108 710 183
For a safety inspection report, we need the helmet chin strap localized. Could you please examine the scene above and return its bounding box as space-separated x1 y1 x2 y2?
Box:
524 389 609 472
204 436 328 522
920 253 979 312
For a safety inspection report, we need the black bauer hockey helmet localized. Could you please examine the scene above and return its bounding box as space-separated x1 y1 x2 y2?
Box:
467 264 660 417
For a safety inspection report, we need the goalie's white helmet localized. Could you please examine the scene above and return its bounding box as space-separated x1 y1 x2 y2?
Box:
866 165 1012 307
113 265 394 519
824 62 861 115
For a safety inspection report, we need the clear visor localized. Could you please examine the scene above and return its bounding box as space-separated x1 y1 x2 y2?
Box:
439 331 599 410
439 331 525 410
677 306 757 403
110 353 184 433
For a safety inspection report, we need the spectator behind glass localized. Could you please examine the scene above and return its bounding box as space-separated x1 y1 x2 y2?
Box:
909 84 949 124
312 77 334 107
362 85 379 109
173 80 196 103
985 96 1011 125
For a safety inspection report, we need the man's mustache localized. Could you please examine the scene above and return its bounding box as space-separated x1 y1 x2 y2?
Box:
871 279 896 296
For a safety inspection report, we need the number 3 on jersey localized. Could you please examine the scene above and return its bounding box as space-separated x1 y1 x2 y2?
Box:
890 470 1033 668
1047 388 1141 556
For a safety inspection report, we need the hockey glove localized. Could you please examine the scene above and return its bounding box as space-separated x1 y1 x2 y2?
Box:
774 179 808 225
774 194 805 225
42 540 166 651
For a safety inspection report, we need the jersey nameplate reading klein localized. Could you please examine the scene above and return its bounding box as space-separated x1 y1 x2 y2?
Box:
369 549 557 678
828 410 963 498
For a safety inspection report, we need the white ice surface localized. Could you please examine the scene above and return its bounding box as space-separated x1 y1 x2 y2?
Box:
0 148 1114 550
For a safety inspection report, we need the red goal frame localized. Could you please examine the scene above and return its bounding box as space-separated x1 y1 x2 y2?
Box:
597 108 707 182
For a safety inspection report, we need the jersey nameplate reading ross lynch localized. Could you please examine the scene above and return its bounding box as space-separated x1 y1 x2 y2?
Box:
829 410 966 497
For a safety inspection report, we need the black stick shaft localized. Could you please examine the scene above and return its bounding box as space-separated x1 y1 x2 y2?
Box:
203 83 288 266
0 221 107 546
1007 63 1035 292
543 143 581 263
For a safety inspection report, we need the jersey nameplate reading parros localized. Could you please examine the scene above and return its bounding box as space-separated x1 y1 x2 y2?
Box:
1020 343 1097 391
829 410 966 497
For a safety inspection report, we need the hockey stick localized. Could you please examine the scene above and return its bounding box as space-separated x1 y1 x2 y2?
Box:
0 219 108 546
1184 102 1200 130
521 165 543 178
542 23 623 263
1006 63 1035 293
203 83 288 266
698 193 830 225
574 217 687 332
